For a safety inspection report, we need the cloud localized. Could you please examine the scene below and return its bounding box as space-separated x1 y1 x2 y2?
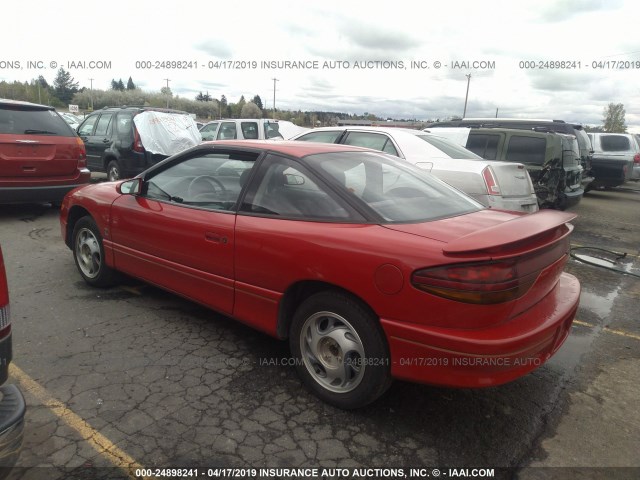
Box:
538 0 622 22
194 41 233 59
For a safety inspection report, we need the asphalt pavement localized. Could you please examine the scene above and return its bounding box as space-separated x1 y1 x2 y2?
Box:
0 181 638 480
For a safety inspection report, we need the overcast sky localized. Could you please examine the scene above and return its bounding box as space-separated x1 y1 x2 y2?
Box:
3 0 639 131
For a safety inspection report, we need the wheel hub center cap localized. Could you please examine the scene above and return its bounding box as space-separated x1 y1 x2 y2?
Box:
318 337 342 368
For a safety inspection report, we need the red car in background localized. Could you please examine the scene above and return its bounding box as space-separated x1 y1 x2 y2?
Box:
60 141 580 409
0 99 89 205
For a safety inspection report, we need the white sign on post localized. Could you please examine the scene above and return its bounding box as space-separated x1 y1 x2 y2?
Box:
68 104 79 113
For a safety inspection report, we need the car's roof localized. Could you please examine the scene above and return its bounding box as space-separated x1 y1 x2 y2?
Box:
205 139 376 157
0 98 54 110
302 125 423 135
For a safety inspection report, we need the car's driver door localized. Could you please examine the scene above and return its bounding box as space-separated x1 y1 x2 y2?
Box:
109 149 258 314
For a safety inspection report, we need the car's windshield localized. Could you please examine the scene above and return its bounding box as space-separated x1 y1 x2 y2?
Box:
414 134 482 159
308 151 483 223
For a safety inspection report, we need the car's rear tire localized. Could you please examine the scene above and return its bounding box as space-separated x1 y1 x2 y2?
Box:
289 291 392 409
107 160 121 182
72 216 118 287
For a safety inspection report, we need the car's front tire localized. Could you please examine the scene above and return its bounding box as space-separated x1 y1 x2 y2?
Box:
289 291 392 409
72 216 118 287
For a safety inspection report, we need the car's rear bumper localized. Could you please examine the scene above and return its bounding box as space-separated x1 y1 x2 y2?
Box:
562 188 584 208
487 194 539 213
0 170 90 204
381 272 580 388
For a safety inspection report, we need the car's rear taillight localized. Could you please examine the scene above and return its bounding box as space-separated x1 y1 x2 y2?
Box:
634 153 640 164
133 127 145 153
0 247 11 336
75 136 87 168
482 166 501 195
411 259 536 304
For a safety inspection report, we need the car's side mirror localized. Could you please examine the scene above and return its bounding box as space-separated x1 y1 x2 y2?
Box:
117 178 141 195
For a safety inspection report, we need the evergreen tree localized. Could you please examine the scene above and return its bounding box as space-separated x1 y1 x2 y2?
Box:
52 68 79 104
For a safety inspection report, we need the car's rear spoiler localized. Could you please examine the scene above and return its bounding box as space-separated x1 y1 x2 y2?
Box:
443 211 576 255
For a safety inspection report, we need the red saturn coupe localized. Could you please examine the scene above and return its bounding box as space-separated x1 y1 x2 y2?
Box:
60 141 580 409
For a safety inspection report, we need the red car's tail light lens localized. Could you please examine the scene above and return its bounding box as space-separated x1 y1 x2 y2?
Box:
482 166 501 195
75 136 87 168
633 153 640 164
133 127 145 153
0 248 11 334
412 260 536 304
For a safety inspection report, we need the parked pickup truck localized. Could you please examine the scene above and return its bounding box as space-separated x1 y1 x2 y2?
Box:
587 133 640 189
199 119 308 142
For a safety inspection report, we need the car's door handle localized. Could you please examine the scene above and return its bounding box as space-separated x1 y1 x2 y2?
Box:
205 232 228 244
102 138 110 144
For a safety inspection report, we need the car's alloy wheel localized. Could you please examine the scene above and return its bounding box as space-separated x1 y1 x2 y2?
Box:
299 311 366 393
72 216 118 287
290 291 392 409
107 160 121 182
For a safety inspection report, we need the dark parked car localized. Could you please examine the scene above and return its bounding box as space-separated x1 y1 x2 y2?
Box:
0 245 26 475
0 99 90 204
61 140 579 409
76 106 199 181
425 118 593 185
424 127 584 210
587 133 640 189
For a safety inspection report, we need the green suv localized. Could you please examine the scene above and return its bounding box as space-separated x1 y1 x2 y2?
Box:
426 127 584 210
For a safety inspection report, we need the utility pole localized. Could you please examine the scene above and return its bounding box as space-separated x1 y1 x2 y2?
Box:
272 78 279 119
495 108 499 118
88 78 94 111
463 74 471 118
164 78 171 108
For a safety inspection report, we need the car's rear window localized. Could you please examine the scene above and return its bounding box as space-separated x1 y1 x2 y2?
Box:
415 134 481 159
310 151 482 223
506 136 547 165
0 106 74 136
600 135 631 152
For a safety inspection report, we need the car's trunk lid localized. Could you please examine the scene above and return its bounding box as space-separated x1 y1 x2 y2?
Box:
385 209 576 316
483 161 534 197
0 134 80 177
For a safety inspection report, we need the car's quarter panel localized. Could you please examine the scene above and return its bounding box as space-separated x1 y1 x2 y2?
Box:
109 195 236 314
233 216 449 337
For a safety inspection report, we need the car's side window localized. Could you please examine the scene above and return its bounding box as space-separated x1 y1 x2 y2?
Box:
241 122 259 139
343 132 398 156
506 136 547 165
217 122 237 140
94 113 113 137
116 112 133 136
200 122 219 141
240 154 351 220
144 152 257 212
467 134 500 160
296 131 343 143
78 115 99 136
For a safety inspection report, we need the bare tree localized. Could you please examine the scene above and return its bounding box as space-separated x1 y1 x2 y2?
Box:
602 103 627 133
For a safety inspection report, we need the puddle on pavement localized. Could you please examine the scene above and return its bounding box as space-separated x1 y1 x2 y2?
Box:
570 248 638 276
546 281 623 373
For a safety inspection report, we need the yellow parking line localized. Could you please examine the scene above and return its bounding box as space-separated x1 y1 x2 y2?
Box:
10 364 145 479
573 319 640 341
